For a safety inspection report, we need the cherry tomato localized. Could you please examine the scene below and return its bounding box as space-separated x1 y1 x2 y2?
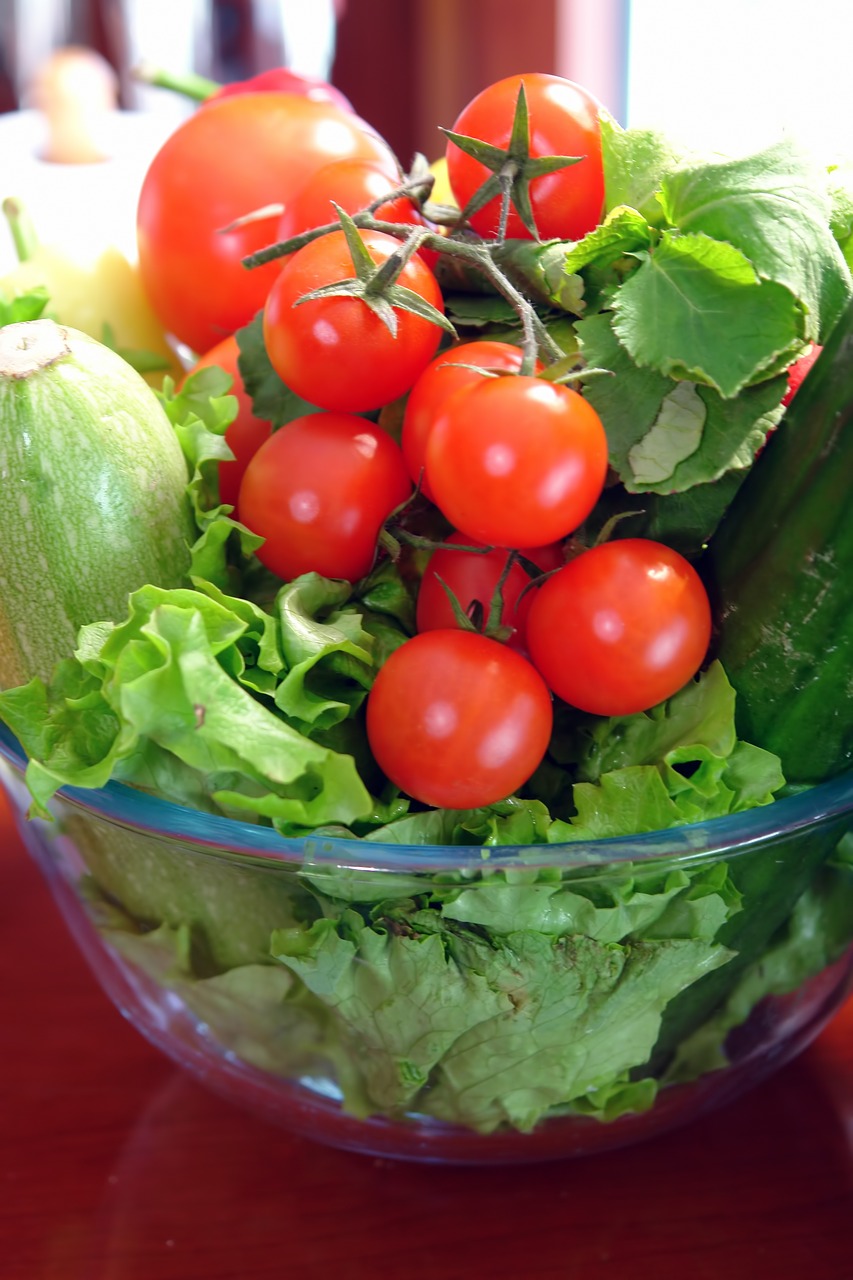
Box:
525 539 712 716
445 73 605 242
366 629 553 809
416 533 563 649
137 93 397 353
401 339 538 499
187 335 272 514
263 228 446 413
277 158 426 249
206 68 354 114
238 411 411 583
782 344 822 406
425 376 608 548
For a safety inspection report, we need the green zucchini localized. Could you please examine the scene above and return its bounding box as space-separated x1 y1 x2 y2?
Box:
0 318 194 688
703 299 853 784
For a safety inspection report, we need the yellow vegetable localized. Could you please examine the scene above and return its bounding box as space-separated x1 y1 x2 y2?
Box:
428 157 458 210
1 199 182 388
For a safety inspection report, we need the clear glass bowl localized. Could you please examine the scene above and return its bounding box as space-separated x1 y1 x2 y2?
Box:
3 721 853 1165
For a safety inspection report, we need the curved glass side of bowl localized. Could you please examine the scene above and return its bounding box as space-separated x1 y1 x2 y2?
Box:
3 723 853 1165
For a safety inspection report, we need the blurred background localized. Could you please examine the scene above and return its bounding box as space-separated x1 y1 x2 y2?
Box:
1 0 852 278
2 0 852 162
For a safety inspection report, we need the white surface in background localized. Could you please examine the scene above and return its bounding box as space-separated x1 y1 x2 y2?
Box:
627 0 853 162
0 109 176 273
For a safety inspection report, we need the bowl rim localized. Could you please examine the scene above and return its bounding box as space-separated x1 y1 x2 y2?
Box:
1 722 851 873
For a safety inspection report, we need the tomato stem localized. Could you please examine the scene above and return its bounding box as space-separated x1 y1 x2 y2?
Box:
132 61 220 102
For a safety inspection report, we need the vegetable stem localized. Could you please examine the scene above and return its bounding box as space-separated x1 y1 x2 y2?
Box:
133 62 219 102
2 198 39 263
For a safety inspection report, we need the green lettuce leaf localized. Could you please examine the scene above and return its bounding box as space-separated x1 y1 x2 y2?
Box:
611 231 803 398
601 117 686 226
271 904 734 1131
658 138 852 342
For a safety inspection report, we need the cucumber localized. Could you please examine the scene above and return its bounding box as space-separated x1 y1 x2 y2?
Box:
703 298 853 784
0 318 194 688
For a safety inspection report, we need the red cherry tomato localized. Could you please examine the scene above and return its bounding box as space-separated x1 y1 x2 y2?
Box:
366 629 554 809
206 67 354 114
425 376 609 548
445 73 605 242
782 344 822 406
416 533 563 649
263 228 446 413
238 411 412 583
137 93 397 353
277 158 428 250
525 539 713 716
187 335 272 514
401 339 538 498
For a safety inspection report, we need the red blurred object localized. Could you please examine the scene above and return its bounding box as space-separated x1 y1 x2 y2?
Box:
206 66 354 114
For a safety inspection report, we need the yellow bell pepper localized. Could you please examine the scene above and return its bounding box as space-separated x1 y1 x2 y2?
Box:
1 198 182 389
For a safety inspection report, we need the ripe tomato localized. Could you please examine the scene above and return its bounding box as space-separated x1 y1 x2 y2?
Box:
137 93 397 354
425 376 608 548
445 73 604 242
237 411 411 583
525 539 712 716
365 629 553 809
206 68 354 114
263 228 446 413
187 334 272 514
416 533 563 649
401 339 537 499
276 158 425 248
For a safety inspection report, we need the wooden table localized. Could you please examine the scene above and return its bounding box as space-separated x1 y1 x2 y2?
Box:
3 781 853 1280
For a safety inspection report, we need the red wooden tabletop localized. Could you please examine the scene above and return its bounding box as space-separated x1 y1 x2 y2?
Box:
3 781 853 1280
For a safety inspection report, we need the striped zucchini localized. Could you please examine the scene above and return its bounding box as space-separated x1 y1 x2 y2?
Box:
704 298 853 784
0 318 194 687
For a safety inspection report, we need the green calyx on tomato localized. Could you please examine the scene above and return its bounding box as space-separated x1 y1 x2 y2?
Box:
443 73 605 243
263 210 453 414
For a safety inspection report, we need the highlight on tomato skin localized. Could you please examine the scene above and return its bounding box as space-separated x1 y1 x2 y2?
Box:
365 629 554 810
237 411 412 584
186 334 272 514
525 538 713 717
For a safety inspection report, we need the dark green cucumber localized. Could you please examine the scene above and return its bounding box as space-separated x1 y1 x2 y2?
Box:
703 298 853 784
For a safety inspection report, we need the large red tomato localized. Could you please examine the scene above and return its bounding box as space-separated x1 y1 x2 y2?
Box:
136 93 397 354
445 73 604 242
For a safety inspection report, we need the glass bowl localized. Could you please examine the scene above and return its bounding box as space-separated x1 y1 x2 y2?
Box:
2 721 853 1165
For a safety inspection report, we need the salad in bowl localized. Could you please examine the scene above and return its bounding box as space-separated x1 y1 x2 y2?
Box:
0 69 851 1162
